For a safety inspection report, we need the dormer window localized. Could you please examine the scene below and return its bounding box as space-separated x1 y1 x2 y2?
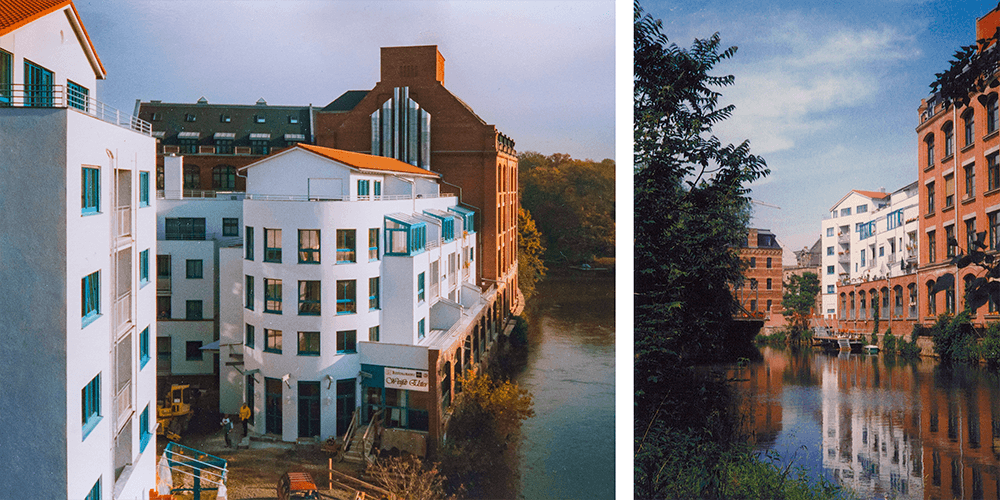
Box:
255 115 266 123
220 114 231 123
289 116 299 124
185 113 196 122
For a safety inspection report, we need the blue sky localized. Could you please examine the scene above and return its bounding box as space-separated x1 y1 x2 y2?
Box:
643 0 1000 262
73 0 615 162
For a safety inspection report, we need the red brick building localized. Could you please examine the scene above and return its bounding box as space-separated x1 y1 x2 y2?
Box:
915 6 1000 330
314 46 520 317
737 228 786 333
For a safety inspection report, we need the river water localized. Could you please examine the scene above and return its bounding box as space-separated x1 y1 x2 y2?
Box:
731 346 1000 499
514 272 616 499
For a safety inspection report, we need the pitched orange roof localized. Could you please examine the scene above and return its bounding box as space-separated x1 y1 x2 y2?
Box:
295 143 439 177
852 189 889 199
0 0 106 77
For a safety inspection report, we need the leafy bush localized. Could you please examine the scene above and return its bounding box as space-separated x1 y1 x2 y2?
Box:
898 325 922 359
882 329 897 356
931 312 978 364
980 322 1000 368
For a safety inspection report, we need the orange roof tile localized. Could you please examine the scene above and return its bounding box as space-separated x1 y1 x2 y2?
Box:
294 143 439 177
0 0 106 77
852 189 889 199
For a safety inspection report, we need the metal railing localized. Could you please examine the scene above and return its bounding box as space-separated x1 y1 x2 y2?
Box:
115 206 131 238
157 190 245 200
1 83 151 135
113 292 132 335
115 383 132 430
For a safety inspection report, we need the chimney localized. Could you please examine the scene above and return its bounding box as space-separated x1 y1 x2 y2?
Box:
164 155 184 200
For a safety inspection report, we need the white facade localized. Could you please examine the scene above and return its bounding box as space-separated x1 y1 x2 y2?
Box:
0 5 157 499
820 187 919 319
215 146 481 444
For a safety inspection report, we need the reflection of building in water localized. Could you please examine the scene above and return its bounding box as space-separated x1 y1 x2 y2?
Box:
737 351 788 448
818 355 924 498
916 361 1000 500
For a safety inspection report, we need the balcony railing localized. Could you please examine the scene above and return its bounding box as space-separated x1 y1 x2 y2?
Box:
115 383 132 431
115 206 131 239
157 276 171 294
0 84 152 136
113 291 132 336
838 233 850 244
837 253 850 264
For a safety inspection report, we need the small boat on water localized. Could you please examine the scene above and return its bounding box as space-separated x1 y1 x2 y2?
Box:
569 263 609 272
863 345 879 354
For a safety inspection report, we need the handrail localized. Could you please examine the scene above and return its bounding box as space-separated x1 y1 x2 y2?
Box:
0 83 152 135
337 408 361 462
360 410 382 464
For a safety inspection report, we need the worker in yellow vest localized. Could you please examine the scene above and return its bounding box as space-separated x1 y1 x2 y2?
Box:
239 403 251 437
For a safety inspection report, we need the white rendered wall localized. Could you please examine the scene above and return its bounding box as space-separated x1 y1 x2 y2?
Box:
218 246 246 415
0 6 101 100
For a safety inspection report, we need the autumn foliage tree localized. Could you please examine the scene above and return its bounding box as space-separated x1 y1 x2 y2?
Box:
367 456 453 500
519 152 615 263
439 370 534 498
517 207 547 301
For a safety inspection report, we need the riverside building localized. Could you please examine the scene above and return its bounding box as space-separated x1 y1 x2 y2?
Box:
0 1 157 498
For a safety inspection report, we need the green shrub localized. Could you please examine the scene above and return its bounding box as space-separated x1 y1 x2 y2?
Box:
980 322 1000 368
931 312 978 364
882 329 897 356
510 315 529 347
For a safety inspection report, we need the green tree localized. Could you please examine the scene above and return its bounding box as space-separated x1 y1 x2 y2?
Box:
517 207 547 301
440 370 534 498
782 272 820 340
519 152 615 263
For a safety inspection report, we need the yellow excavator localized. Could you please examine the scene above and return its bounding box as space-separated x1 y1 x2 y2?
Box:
157 384 192 441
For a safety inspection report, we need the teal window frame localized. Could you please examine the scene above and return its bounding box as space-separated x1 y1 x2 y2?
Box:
245 324 255 349
424 211 455 242
336 329 357 354
337 229 356 263
449 206 475 233
82 271 100 327
0 49 11 105
24 60 53 107
417 272 425 303
245 275 254 310
358 179 370 196
186 259 203 279
298 280 321 315
223 218 239 237
212 166 236 190
265 328 282 354
298 229 320 264
369 228 379 261
245 226 254 260
139 326 150 369
139 171 149 207
85 478 100 500
265 278 282 314
265 228 282 262
418 318 425 340
336 280 356 315
298 331 320 356
385 216 426 256
139 405 151 452
82 373 101 440
374 181 382 196
369 277 380 310
369 325 380 342
139 249 149 286
67 80 88 110
186 300 203 320
82 167 99 214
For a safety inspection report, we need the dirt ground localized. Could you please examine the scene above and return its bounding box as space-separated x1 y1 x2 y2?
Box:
157 425 367 500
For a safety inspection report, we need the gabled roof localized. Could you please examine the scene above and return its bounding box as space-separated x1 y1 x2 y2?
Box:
322 90 369 112
828 189 890 211
0 0 106 78
240 143 439 178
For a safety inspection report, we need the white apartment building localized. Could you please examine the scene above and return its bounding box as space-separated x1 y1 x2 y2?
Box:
820 185 919 319
0 2 157 498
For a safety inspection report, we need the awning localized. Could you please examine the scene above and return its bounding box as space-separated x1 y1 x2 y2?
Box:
152 131 166 138
214 132 235 140
200 340 221 351
177 131 200 139
284 133 305 141
249 133 271 140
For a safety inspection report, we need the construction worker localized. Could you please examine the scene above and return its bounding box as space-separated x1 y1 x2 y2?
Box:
239 402 251 437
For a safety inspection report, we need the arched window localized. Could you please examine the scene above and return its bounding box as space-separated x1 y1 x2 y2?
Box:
988 93 1000 134
963 108 975 147
849 292 856 320
893 285 904 317
870 289 879 320
183 165 200 190
840 293 847 320
925 133 935 168
943 121 954 157
964 274 976 311
213 165 236 190
927 280 937 316
860 291 867 320
881 286 890 318
908 283 918 318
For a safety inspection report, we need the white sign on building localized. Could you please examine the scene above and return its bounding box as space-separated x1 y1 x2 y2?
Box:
385 367 429 392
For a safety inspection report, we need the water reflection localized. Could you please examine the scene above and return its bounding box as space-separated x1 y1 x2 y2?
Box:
733 347 1000 499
